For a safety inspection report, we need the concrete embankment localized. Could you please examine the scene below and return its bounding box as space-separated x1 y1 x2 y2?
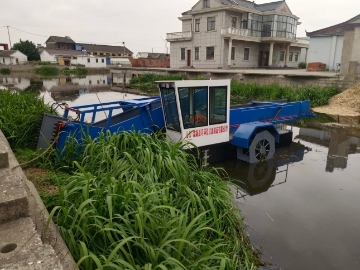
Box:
4 64 110 75
0 130 76 269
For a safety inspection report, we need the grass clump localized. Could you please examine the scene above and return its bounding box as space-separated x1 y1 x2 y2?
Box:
49 131 257 270
62 67 89 76
230 81 340 107
130 73 186 93
34 65 59 76
0 90 52 149
0 68 11 75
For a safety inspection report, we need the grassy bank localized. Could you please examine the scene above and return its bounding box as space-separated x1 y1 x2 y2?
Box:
1 90 258 269
130 73 340 107
0 68 11 75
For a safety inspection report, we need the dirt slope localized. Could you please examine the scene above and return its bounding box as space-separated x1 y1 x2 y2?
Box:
313 82 360 116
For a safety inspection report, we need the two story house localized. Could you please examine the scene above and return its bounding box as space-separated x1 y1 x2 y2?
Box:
45 36 76 50
167 0 309 69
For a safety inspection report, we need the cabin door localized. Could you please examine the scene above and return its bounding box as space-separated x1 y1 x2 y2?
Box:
187 50 191 66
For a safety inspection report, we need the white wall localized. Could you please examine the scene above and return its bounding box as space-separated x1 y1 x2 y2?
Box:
0 51 27 65
308 36 344 70
40 51 57 63
1 77 30 89
73 56 106 68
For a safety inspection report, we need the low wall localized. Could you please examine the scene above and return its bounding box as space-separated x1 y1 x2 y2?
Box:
0 130 76 269
111 67 360 90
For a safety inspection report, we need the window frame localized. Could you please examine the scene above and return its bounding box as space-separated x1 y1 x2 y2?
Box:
209 86 228 126
231 16 237 28
207 17 216 31
243 47 250 61
203 0 209 8
289 52 293 62
206 46 215 60
279 51 285 62
181 48 186 61
87 58 91 63
195 19 200 32
195 47 200 61
231 46 235 61
294 52 299 62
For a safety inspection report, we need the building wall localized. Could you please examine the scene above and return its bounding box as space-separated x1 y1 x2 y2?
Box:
340 27 360 76
46 42 75 50
308 36 343 70
73 56 107 68
40 51 57 63
227 40 259 68
130 58 169 68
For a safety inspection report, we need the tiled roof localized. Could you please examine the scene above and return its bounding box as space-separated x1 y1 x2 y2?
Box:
220 0 284 12
80 44 133 54
0 50 18 57
42 49 83 56
306 15 360 36
46 36 75 44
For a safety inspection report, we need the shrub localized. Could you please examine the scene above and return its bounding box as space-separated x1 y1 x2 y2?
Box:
298 62 307 69
0 68 11 75
130 73 187 92
34 66 59 76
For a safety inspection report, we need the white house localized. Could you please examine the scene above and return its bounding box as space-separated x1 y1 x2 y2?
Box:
306 15 360 71
166 0 309 69
1 77 31 90
40 49 106 67
0 50 28 65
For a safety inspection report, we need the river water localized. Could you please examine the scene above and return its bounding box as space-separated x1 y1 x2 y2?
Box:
2 75 360 269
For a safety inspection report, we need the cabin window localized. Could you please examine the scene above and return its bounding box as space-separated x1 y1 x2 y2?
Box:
195 19 200 32
206 47 214 60
195 47 200 60
209 86 227 125
207 17 215 31
181 48 186 60
178 87 208 129
160 88 181 132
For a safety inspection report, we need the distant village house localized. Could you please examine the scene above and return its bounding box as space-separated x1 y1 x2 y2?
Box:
0 50 28 65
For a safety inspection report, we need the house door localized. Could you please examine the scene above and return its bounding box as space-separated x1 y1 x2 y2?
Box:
258 51 269 67
187 50 191 66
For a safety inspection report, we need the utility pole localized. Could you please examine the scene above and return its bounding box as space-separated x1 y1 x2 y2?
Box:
160 36 168 54
7 26 12 49
122 41 125 56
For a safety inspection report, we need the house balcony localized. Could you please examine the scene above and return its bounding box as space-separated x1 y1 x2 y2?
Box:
291 38 310 48
221 27 261 42
166 31 192 42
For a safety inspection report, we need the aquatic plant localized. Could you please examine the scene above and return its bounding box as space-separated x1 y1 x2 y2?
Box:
62 67 89 76
0 90 52 149
49 131 257 270
129 73 187 92
34 66 59 76
0 68 11 75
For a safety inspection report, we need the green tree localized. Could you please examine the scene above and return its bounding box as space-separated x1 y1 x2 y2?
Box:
12 40 40 61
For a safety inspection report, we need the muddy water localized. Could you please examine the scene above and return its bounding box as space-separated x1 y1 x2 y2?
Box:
216 126 360 269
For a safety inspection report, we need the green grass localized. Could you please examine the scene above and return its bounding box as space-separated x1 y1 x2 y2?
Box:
230 81 340 107
48 131 257 270
62 67 89 76
0 68 11 75
0 90 53 149
130 73 187 93
34 66 59 76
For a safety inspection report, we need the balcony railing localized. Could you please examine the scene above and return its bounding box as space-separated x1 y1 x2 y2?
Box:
166 31 192 41
221 27 249 37
295 38 310 46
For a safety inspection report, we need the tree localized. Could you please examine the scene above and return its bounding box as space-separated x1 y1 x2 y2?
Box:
12 40 40 61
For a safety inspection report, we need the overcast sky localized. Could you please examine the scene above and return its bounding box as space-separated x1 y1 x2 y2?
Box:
1 0 359 55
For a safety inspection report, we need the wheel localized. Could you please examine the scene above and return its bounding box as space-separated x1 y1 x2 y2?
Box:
248 130 275 163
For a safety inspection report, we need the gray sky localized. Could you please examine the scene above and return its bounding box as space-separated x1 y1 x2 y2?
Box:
1 0 359 55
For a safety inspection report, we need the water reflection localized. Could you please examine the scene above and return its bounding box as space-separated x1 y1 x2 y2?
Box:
218 143 311 196
296 127 360 172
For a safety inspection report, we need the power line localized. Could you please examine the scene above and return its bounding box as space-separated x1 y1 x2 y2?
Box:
9 26 48 38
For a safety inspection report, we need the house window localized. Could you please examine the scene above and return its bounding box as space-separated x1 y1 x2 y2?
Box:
203 0 209 8
231 47 235 60
3 58 5 63
102 59 104 63
280 51 285 61
112 53 115 56
181 48 186 60
73 57 77 59
294 52 299 61
129 54 132 57
231 17 237 28
244 48 250 61
207 17 215 31
96 59 98 63
206 47 214 60
100 53 104 56
289 52 293 62
103 80 105 84
195 19 200 32
87 58 90 63
118 54 121 56
97 80 100 84
93 53 98 55
195 47 200 60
